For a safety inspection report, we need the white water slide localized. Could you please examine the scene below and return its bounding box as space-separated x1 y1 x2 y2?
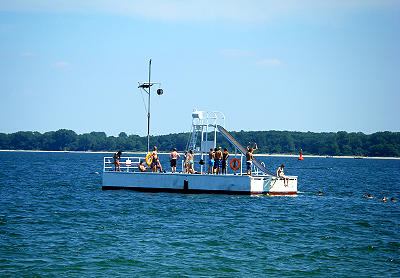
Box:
216 125 275 176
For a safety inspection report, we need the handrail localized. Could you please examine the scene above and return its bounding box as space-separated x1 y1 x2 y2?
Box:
104 156 145 172
216 125 275 176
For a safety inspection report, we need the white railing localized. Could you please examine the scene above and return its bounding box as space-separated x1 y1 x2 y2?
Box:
104 156 145 172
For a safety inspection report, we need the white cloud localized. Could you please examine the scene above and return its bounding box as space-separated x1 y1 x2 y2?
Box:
256 58 281 66
0 0 399 22
52 61 71 69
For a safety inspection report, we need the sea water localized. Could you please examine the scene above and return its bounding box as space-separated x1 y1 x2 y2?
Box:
0 151 399 277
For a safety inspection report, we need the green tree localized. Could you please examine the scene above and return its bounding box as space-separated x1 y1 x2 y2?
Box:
0 133 10 149
54 129 77 151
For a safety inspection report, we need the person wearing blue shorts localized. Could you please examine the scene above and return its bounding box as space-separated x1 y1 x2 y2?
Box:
188 149 195 174
246 142 257 175
214 147 223 175
208 148 215 174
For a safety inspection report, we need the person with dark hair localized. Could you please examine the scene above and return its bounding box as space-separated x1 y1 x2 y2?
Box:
151 146 161 173
276 164 289 186
188 150 195 174
246 142 257 175
183 151 188 173
113 151 122 172
222 148 229 175
139 161 147 172
364 193 374 199
169 148 180 173
208 148 215 174
214 147 222 175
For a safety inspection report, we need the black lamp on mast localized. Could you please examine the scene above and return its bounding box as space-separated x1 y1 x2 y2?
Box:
138 59 163 154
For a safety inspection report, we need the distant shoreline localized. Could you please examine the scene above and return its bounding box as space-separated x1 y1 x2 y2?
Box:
1 149 399 160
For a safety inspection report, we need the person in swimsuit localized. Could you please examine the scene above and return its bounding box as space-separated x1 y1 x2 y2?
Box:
183 151 188 173
139 161 147 172
246 142 257 175
151 146 160 173
113 151 122 172
276 164 289 186
208 148 215 174
222 148 229 175
214 147 222 175
364 193 374 199
169 148 180 173
188 149 195 174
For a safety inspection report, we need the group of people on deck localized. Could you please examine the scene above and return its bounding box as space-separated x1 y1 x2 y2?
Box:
112 142 290 183
208 147 230 174
147 146 195 174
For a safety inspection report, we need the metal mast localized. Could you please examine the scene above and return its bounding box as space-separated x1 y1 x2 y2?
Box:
147 59 151 154
138 59 163 154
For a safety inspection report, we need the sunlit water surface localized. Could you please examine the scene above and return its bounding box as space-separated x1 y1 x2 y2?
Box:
0 152 399 277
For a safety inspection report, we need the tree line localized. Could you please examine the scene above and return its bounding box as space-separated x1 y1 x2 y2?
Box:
0 129 399 157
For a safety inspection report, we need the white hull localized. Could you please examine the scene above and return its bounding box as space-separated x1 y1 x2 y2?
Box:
102 172 297 195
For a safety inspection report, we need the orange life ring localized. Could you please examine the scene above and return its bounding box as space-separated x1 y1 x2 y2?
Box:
145 153 153 165
230 158 241 170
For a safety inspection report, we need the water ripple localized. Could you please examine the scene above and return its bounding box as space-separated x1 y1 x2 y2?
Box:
0 152 399 277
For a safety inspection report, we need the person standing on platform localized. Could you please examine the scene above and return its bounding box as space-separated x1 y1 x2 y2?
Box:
208 148 215 174
151 146 160 172
113 151 122 172
169 148 180 173
183 151 188 173
188 150 195 174
222 148 229 175
246 142 257 175
214 147 222 175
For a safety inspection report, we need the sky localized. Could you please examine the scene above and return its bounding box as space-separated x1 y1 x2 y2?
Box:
0 0 399 137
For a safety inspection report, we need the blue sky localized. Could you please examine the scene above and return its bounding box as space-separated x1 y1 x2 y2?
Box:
0 0 399 136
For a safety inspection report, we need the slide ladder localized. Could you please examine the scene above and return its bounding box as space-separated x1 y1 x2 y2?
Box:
216 125 275 176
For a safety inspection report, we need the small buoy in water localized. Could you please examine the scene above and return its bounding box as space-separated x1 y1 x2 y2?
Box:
298 151 304 160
